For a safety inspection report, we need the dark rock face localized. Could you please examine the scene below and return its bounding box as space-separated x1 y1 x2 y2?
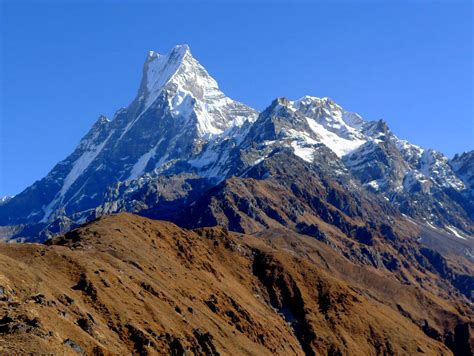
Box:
97 173 212 222
451 151 474 189
252 252 315 355
177 149 390 232
343 123 472 235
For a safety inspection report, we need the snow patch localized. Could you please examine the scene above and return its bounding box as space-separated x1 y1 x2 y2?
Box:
366 180 381 191
40 196 60 223
189 145 230 180
290 141 315 162
128 138 164 180
445 226 468 240
306 118 365 157
60 132 113 198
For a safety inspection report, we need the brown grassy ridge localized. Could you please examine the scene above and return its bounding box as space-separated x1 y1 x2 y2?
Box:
0 213 471 355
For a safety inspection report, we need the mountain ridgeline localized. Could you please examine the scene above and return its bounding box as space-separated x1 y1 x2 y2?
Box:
1 45 472 243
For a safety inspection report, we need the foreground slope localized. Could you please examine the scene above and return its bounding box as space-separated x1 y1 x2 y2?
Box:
0 214 471 355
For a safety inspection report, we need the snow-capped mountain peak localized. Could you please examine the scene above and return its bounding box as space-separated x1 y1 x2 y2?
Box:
136 44 257 138
0 45 258 225
138 44 191 106
293 96 365 135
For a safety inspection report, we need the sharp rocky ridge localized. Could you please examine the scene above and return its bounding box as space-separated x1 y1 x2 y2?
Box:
0 44 472 242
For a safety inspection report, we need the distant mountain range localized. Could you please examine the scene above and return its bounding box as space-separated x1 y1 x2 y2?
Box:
1 45 471 244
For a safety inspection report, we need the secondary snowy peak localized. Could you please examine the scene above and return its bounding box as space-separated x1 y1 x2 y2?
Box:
290 97 368 157
136 44 258 137
244 96 369 160
293 96 365 136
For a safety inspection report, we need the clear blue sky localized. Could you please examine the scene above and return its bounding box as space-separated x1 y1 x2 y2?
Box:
1 0 472 196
